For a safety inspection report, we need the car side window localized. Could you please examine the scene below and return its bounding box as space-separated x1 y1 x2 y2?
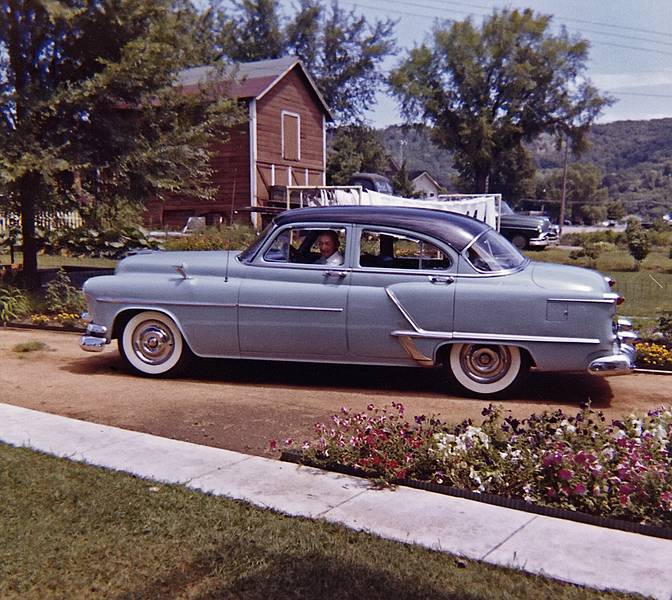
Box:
359 230 451 270
263 227 346 265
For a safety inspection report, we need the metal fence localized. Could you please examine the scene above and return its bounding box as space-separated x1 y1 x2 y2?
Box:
0 210 83 236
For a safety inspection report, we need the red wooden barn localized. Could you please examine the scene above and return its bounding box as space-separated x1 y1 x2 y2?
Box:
145 56 333 229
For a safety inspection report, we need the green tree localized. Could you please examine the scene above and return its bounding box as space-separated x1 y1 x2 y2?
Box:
625 221 650 271
538 163 609 224
210 0 396 124
487 146 536 203
389 9 610 193
326 126 388 184
0 0 241 289
391 161 415 197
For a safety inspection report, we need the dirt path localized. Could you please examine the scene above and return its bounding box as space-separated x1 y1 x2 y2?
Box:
1 328 670 458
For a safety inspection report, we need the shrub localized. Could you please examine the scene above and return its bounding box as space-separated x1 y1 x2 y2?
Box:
40 225 159 259
0 286 31 322
626 222 650 270
44 269 86 314
163 225 258 251
569 243 601 268
658 312 672 341
12 341 48 353
285 403 672 527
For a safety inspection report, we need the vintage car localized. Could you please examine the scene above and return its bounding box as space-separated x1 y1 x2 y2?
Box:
499 201 559 250
80 206 636 397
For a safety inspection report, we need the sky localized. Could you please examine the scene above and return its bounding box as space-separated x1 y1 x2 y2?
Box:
328 0 672 127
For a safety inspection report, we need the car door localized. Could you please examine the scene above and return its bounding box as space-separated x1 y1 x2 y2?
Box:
347 226 458 361
238 224 350 360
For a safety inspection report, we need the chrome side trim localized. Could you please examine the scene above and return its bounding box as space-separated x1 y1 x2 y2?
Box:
454 331 600 344
385 288 423 332
391 329 600 345
547 297 617 305
392 329 453 339
97 297 237 308
239 303 343 313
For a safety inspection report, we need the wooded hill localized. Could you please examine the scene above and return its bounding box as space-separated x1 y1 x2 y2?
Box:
380 119 672 218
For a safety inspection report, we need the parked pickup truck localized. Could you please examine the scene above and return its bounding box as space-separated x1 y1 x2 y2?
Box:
499 201 559 250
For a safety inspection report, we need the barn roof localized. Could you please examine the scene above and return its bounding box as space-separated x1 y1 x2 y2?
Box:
178 57 333 120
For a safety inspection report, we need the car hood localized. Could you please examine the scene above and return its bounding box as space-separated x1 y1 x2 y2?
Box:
500 213 554 232
531 261 608 294
115 250 238 277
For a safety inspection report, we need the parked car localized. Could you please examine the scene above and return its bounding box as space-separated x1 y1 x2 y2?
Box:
348 172 395 195
80 206 635 397
499 201 559 249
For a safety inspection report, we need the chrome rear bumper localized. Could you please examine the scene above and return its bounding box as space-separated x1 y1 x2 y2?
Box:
588 318 637 376
588 352 634 376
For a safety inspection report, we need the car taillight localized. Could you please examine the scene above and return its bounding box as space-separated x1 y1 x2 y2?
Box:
616 296 624 305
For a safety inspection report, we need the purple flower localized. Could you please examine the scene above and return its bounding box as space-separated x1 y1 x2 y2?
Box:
558 468 574 481
572 483 587 495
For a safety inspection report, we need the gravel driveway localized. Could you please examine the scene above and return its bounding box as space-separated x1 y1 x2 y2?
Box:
1 328 669 457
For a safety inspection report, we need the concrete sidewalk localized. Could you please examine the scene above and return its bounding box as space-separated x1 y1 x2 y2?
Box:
1 402 670 599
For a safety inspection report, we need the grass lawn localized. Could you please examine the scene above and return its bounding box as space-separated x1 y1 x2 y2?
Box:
0 445 638 600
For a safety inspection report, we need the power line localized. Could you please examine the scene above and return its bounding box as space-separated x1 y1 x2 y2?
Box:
342 0 672 58
385 0 672 39
607 90 672 99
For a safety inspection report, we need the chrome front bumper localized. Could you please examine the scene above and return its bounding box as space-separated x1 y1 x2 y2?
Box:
588 318 638 376
528 231 560 247
79 323 110 353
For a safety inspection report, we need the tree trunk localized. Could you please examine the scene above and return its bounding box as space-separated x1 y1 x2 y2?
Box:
19 173 40 290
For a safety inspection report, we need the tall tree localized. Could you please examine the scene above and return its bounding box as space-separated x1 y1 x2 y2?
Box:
537 163 609 224
210 0 396 125
0 0 241 288
389 9 611 193
326 126 388 184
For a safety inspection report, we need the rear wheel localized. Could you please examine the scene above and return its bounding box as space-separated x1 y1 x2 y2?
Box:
119 311 190 377
447 343 527 397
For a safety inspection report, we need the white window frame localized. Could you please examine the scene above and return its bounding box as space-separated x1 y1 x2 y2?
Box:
281 110 301 161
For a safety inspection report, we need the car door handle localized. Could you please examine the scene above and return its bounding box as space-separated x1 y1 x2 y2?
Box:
324 270 348 278
428 275 454 284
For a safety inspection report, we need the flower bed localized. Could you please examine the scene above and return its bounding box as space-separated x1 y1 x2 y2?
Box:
279 403 672 530
636 342 672 371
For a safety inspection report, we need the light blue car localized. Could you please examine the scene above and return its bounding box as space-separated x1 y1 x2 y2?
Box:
80 206 636 397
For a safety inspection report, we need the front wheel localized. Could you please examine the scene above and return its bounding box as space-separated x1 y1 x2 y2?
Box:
510 234 528 250
447 343 527 397
119 311 190 377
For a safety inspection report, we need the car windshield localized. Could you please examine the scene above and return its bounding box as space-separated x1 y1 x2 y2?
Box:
238 221 275 262
500 201 514 215
466 230 527 272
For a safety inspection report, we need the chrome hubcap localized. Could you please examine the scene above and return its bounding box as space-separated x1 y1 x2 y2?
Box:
459 345 511 384
132 321 174 365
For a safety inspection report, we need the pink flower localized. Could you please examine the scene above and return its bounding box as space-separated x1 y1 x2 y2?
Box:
558 468 573 481
269 440 277 450
572 483 587 495
366 403 375 411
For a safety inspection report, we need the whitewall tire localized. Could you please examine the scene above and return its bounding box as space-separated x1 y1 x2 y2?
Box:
119 311 189 377
448 343 526 397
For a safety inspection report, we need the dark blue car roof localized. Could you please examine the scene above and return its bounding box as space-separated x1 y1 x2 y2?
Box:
273 206 490 252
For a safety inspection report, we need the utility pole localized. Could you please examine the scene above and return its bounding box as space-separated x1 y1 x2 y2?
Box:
558 137 570 236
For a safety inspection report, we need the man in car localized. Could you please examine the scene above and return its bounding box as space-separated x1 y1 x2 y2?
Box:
316 230 344 265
